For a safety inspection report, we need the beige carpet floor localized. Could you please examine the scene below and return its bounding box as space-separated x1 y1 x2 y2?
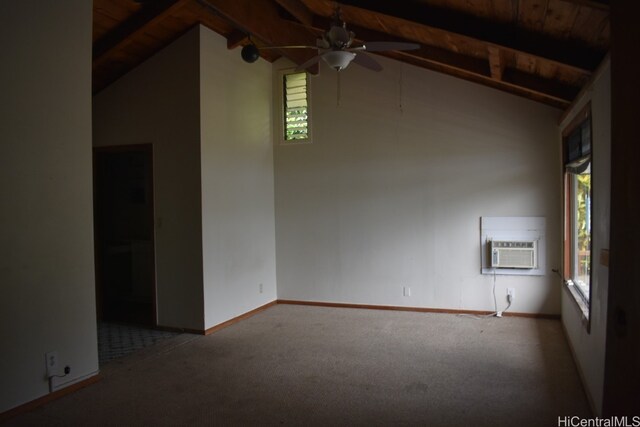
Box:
5 304 591 426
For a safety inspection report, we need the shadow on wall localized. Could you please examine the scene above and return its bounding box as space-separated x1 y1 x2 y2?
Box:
536 318 593 416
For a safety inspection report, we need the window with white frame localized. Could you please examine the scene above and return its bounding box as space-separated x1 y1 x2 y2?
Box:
282 71 310 142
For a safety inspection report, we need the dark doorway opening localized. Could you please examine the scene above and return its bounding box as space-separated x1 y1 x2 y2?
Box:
94 145 156 327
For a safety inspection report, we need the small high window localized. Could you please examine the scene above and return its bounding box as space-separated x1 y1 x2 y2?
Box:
282 71 310 142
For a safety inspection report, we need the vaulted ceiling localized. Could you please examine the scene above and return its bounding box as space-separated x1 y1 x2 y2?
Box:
93 0 610 109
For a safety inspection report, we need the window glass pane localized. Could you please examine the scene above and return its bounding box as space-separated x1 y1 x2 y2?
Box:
571 169 591 302
283 72 309 141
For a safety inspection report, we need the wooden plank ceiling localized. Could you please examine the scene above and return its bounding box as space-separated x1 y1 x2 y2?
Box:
93 0 610 109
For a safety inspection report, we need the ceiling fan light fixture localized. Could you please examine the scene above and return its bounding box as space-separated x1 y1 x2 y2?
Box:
322 51 356 71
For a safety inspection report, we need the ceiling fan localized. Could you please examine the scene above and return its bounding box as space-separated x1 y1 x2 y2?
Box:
241 6 420 72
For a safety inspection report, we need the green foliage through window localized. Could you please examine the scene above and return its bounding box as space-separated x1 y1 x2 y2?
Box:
576 173 591 253
283 72 309 141
573 170 591 300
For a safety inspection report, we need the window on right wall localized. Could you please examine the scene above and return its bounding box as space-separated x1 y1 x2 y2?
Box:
563 105 592 324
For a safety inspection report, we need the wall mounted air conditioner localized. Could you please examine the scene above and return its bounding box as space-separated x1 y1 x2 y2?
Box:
490 240 537 269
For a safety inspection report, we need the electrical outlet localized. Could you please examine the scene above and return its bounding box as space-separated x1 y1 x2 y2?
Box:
45 351 58 378
507 288 515 300
259 283 263 294
403 286 411 297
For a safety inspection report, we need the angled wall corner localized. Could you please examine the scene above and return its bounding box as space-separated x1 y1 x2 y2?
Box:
93 26 205 331
199 26 277 329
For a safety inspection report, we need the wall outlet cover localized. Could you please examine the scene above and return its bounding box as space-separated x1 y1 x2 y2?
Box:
45 351 58 378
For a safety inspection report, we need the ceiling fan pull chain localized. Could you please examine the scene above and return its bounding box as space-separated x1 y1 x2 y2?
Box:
399 64 404 113
337 71 342 107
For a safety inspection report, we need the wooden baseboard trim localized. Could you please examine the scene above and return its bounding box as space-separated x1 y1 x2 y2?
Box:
204 300 278 335
276 299 560 319
0 373 102 422
503 311 560 319
155 325 205 335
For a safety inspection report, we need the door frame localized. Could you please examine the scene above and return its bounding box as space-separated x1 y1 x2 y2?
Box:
93 143 157 327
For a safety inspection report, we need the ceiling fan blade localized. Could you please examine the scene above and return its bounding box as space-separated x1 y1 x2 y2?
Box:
352 52 383 72
295 54 323 72
362 41 420 52
260 45 318 50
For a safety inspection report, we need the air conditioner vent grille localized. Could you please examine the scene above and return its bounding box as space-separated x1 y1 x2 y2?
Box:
491 240 537 269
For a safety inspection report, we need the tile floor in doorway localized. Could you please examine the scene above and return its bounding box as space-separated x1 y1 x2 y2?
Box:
98 322 180 365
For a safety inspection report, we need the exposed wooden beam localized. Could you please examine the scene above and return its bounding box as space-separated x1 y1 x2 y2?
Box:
307 1 593 83
223 29 282 62
93 0 190 70
557 0 609 11
487 46 505 81
391 49 577 106
196 0 319 74
93 0 175 57
383 50 573 109
503 68 580 102
274 0 314 26
332 0 605 72
307 17 490 76
93 0 187 62
305 16 578 106
226 29 248 49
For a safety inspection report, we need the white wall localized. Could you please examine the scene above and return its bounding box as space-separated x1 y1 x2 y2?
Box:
93 28 204 330
0 1 97 412
561 59 611 415
200 27 277 329
94 26 278 331
274 58 562 314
